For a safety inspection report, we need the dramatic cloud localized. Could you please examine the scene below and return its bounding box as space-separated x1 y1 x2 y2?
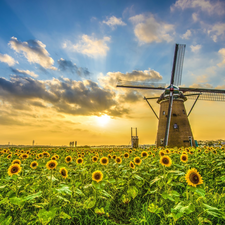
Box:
189 83 213 88
0 53 18 66
11 68 39 78
129 14 174 44
63 35 111 57
182 30 192 39
103 16 126 29
57 58 90 77
8 37 56 70
0 76 129 117
190 44 202 52
100 69 163 89
217 48 225 67
171 0 225 15
207 23 225 42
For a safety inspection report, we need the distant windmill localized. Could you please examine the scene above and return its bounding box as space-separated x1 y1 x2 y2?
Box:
117 44 225 148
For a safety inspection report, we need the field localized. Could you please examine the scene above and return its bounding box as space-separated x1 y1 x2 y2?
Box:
0 146 225 225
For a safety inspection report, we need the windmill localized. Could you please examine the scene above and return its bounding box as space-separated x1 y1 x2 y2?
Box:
117 44 225 148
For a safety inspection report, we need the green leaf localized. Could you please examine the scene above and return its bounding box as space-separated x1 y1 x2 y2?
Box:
0 185 6 189
83 197 96 209
194 188 205 197
168 170 185 176
46 175 58 182
95 207 105 215
108 178 116 184
101 190 112 199
148 203 164 216
203 203 221 211
23 191 42 201
55 185 72 195
75 188 85 196
59 211 71 219
1 216 12 225
150 176 162 186
127 186 138 199
9 197 25 206
56 195 70 202
198 217 212 225
37 207 57 225
133 174 143 180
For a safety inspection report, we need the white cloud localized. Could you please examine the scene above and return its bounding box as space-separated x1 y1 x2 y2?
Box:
217 48 225 67
0 53 18 66
189 83 213 88
63 35 111 57
190 44 202 52
100 69 163 89
103 16 126 29
207 23 225 42
129 14 174 44
192 12 198 22
13 69 39 78
182 30 192 39
8 37 56 70
171 0 225 15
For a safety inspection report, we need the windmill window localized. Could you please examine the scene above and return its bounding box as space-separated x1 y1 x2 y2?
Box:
183 110 185 114
173 113 177 117
163 111 165 115
173 123 178 129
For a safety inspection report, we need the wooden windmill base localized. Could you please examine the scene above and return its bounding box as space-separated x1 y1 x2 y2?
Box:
156 99 195 148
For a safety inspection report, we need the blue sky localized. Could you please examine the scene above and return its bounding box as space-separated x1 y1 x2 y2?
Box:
0 0 224 145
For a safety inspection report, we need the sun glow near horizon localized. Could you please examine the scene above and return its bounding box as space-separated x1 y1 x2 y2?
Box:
96 114 111 127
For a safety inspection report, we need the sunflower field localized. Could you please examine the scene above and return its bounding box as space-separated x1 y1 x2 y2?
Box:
0 146 225 225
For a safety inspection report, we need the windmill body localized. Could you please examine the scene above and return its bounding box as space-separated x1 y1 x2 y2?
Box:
117 44 225 148
156 86 195 147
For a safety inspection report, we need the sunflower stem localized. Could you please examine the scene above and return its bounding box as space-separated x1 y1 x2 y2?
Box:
15 177 18 197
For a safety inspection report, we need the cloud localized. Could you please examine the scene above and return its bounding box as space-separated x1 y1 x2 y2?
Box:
182 30 192 39
11 68 39 78
189 83 213 88
0 75 129 117
63 35 111 57
192 12 198 22
129 14 174 44
207 23 225 42
190 44 202 52
171 0 225 15
0 53 18 66
103 16 126 29
100 69 163 89
57 58 90 77
8 37 56 70
217 48 225 67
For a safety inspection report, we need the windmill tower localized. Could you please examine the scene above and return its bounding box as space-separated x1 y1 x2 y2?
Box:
117 44 225 148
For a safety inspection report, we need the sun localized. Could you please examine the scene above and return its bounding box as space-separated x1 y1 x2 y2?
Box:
96 114 110 126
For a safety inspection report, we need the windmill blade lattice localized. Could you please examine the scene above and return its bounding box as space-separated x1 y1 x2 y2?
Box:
185 92 225 102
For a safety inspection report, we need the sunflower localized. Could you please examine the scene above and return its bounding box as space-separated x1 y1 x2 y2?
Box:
165 149 170 154
30 161 38 169
124 153 129 158
59 167 68 179
112 155 117 160
115 157 122 164
134 157 142 165
204 150 209 154
107 154 112 159
51 156 57 160
152 153 155 157
43 152 50 157
160 156 172 167
76 157 83 164
38 153 43 158
92 156 98 162
92 170 103 183
46 160 58 170
65 156 72 163
141 151 148 158
212 150 217 155
185 168 203 187
8 164 22 176
100 157 109 165
129 161 135 169
20 153 29 160
180 154 188 163
12 159 21 165
55 154 59 159
7 154 12 159
159 150 165 157
148 151 152 155
129 150 132 154
189 150 194 155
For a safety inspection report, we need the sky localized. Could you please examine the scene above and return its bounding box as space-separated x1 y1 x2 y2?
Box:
0 0 225 146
